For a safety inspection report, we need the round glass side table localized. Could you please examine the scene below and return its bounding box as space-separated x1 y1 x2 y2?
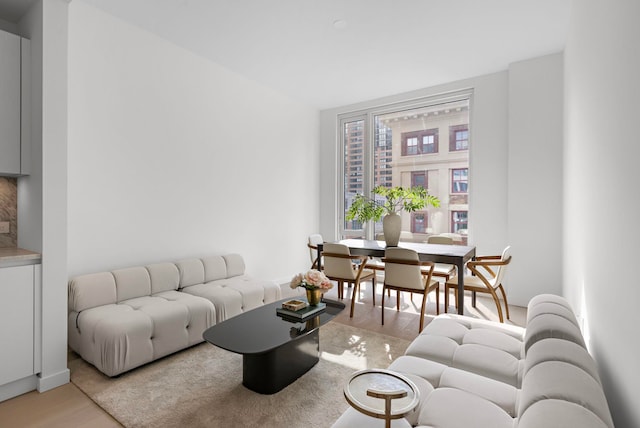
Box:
344 369 420 428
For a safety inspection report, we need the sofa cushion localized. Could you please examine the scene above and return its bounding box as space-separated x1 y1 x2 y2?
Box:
147 262 180 294
175 258 206 288
183 275 281 322
154 290 216 346
331 408 412 428
417 387 513 428
112 266 151 302
405 316 525 387
523 337 602 384
388 355 448 389
223 253 245 277
73 304 154 377
518 361 614 428
439 367 518 416
517 399 611 428
68 271 117 312
523 312 585 352
202 255 227 282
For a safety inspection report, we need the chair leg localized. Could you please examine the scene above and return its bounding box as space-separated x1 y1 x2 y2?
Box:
472 290 477 308
487 287 504 323
349 280 359 318
396 290 400 311
372 276 376 306
338 281 343 300
381 285 386 326
497 284 511 320
419 290 427 332
444 284 449 314
435 286 440 315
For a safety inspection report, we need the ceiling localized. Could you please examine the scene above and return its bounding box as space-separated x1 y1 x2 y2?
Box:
0 0 572 109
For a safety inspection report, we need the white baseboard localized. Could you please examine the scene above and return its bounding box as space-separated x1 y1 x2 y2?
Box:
0 375 38 402
37 368 70 393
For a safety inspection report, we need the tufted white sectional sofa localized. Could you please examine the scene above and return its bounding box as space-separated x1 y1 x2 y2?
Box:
68 254 283 377
332 294 614 428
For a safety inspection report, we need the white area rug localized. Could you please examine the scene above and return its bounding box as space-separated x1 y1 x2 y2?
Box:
70 322 410 428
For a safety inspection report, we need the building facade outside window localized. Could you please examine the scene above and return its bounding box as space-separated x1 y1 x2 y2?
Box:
339 93 471 243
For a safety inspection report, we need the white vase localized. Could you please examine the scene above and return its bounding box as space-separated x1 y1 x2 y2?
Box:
383 212 402 246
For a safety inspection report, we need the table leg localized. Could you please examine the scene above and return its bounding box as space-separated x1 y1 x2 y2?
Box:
242 328 319 394
457 259 464 315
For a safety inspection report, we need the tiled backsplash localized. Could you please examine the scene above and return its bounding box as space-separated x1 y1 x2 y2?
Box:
0 177 18 247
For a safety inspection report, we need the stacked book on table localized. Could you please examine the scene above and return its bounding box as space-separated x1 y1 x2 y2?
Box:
276 299 326 321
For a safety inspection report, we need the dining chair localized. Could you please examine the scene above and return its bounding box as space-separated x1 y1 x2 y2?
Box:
322 243 377 318
381 247 439 332
307 234 324 269
426 235 457 281
444 246 512 322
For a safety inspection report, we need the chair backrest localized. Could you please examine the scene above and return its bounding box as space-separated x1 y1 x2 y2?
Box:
383 248 428 291
427 235 454 244
376 231 415 242
438 232 462 242
323 243 357 280
491 246 512 289
307 234 323 267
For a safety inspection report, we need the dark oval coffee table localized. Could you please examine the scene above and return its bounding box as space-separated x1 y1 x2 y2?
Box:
203 297 345 394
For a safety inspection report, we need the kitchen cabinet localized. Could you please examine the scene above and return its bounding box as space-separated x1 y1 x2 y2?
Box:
0 29 30 176
0 263 40 386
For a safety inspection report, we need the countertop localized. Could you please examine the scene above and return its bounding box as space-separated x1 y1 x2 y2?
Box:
0 247 42 267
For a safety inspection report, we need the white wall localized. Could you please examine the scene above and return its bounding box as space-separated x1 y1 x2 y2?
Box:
507 53 564 305
564 1 640 426
67 1 319 282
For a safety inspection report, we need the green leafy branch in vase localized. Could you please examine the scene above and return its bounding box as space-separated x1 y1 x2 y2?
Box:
346 185 440 223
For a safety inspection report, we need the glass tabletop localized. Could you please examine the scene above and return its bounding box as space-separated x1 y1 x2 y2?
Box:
344 369 420 419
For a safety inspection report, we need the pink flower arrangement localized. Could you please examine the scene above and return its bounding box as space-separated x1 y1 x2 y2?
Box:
290 269 333 291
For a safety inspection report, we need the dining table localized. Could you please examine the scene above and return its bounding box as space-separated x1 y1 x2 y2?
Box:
317 239 476 315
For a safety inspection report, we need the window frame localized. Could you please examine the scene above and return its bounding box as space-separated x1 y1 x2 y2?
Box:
337 90 472 241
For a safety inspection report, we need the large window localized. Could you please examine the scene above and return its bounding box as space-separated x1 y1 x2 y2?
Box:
339 93 471 241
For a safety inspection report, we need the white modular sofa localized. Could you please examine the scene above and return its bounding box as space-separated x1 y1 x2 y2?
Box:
332 294 613 428
68 254 281 377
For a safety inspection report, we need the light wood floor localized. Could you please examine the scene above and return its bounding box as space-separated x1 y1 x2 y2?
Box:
0 283 525 427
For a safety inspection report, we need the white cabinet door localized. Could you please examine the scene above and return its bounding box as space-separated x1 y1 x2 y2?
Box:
0 30 21 175
0 265 35 385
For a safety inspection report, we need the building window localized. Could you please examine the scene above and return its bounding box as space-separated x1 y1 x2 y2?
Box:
411 171 428 189
449 124 469 151
452 168 468 193
401 129 439 156
451 211 468 233
412 212 427 233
